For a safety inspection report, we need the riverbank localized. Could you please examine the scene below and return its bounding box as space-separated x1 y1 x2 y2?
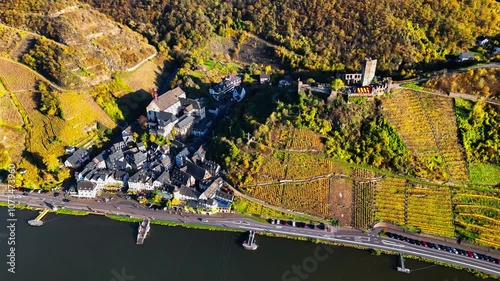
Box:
2 201 499 279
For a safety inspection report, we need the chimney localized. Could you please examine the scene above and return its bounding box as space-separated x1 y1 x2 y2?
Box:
153 88 158 100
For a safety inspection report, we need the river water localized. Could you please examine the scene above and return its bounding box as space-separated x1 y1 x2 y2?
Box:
0 208 494 281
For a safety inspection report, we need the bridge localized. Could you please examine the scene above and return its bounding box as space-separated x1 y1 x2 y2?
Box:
28 208 50 226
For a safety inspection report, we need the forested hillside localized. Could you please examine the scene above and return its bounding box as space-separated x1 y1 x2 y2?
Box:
0 0 156 88
81 0 500 71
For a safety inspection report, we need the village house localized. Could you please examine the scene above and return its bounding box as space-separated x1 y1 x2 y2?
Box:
127 170 155 192
192 118 212 136
175 147 190 167
457 52 475 62
156 111 177 136
153 171 170 189
209 75 242 101
76 181 98 198
180 98 206 119
202 161 221 177
182 160 211 182
174 115 196 138
477 36 489 46
64 147 89 169
146 87 186 122
173 185 201 201
232 86 246 102
260 73 271 84
170 168 196 187
122 126 134 145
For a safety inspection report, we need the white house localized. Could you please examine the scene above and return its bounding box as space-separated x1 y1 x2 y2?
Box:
232 86 246 102
477 36 489 46
105 171 129 191
127 171 155 192
173 186 200 201
146 87 186 122
76 181 98 198
458 52 475 62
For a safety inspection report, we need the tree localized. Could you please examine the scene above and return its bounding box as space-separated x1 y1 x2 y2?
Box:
57 168 71 182
0 145 10 169
331 78 345 91
264 65 272 74
43 154 59 172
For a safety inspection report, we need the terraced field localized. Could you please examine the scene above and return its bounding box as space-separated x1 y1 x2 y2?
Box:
352 181 376 228
382 90 469 182
382 90 440 157
0 59 40 92
453 190 500 248
0 95 24 127
406 184 455 237
248 178 335 218
419 94 469 182
375 177 407 225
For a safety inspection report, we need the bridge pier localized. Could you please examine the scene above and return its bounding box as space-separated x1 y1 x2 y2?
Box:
397 253 411 273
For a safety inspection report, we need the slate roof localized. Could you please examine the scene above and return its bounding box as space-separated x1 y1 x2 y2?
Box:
182 160 209 181
215 190 234 202
66 147 88 166
129 170 150 183
177 185 200 199
171 169 193 186
175 115 195 129
155 171 170 184
179 98 202 110
77 181 96 191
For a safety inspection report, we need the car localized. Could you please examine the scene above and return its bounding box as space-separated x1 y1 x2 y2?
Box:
386 232 394 238
472 252 479 259
62 199 70 202
467 251 474 258
422 241 428 247
37 190 42 194
53 192 60 197
22 192 29 196
199 218 208 223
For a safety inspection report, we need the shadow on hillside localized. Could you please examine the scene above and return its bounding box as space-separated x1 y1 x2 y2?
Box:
117 89 153 122
20 150 44 169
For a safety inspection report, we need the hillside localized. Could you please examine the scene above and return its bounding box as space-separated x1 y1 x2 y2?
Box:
0 58 115 188
0 1 156 88
82 0 500 72
423 68 500 100
205 86 499 247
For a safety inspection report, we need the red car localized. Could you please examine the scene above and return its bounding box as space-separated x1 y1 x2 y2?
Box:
422 241 428 247
467 251 474 258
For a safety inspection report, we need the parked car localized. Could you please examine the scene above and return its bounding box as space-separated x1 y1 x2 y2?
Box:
199 218 208 223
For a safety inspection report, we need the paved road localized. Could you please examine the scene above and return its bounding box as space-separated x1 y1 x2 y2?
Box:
2 191 500 277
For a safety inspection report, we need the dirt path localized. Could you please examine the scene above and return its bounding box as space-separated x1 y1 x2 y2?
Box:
399 86 500 106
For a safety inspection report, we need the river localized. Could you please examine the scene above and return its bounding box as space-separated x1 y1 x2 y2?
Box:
0 208 495 281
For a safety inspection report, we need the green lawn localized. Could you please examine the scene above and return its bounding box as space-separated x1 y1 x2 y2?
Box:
469 163 500 185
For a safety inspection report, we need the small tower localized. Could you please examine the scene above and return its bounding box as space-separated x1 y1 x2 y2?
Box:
361 58 377 86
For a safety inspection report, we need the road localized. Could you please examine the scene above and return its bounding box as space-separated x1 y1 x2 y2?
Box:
2 191 499 277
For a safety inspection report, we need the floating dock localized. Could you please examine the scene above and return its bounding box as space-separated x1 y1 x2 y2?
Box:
242 231 258 250
28 209 50 227
136 219 151 245
397 253 411 273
